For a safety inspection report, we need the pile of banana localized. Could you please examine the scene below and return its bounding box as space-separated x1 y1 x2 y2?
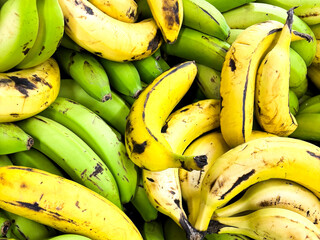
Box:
0 0 320 239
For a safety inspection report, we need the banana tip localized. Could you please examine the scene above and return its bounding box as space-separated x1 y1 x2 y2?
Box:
102 93 112 102
194 155 208 169
27 137 34 150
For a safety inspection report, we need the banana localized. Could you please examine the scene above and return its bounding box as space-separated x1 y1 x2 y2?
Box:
205 233 250 240
152 49 171 71
226 29 244 44
254 8 298 136
125 61 208 171
59 34 84 52
0 0 39 72
222 2 316 66
16 115 122 209
289 89 299 116
15 0 64 69
88 0 138 23
291 75 309 98
99 58 142 99
0 58 60 123
40 97 138 204
0 213 10 238
146 0 183 43
55 47 112 102
299 94 320 114
141 220 164 240
193 136 320 231
204 0 255 13
58 79 130 135
0 166 143 240
219 20 284 147
195 64 221 100
46 234 91 240
163 217 188 240
311 40 320 68
0 123 33 155
214 179 320 228
179 132 230 224
290 113 320 141
130 171 158 222
9 148 65 177
311 23 320 39
307 65 320 90
161 27 230 71
58 0 162 62
210 208 320 239
0 155 13 167
257 0 320 25
143 99 220 240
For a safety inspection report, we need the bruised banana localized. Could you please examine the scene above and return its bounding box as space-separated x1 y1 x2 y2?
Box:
254 8 298 136
143 99 220 239
58 0 162 62
0 58 60 123
214 179 320 229
0 166 142 240
88 0 138 23
194 137 320 231
147 0 183 43
125 61 208 171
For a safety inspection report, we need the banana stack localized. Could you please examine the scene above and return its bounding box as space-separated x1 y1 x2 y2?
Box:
0 0 320 239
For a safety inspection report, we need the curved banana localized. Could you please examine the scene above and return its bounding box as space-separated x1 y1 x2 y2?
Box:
16 0 64 69
254 8 298 136
125 61 208 171
0 166 142 240
220 20 283 147
194 136 320 231
210 208 320 239
88 0 138 23
0 0 39 72
58 0 162 62
0 58 60 123
143 99 220 239
147 0 183 43
0 123 33 155
214 179 320 229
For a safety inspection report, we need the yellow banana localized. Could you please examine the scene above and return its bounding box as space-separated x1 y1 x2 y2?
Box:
147 0 183 43
0 166 142 240
254 8 298 136
58 0 162 62
125 61 208 171
0 58 60 123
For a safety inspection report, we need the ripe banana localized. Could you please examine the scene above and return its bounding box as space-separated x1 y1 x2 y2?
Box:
290 113 320 141
214 179 320 229
0 123 33 155
299 94 320 114
141 220 164 240
147 0 183 43
143 99 220 239
88 0 138 23
194 136 320 231
307 65 320 90
222 2 316 66
204 0 255 12
99 58 142 99
47 234 91 240
195 64 221 100
16 115 122 209
220 20 283 147
16 0 64 69
41 97 138 204
0 58 60 123
0 166 143 240
58 0 162 62
125 61 208 171
58 79 130 135
257 0 320 25
255 8 298 136
55 47 111 102
9 148 65 177
161 27 230 71
0 0 39 72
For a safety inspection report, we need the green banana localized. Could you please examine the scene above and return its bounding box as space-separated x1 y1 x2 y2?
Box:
205 233 251 240
163 217 187 240
257 0 320 25
16 0 64 69
204 0 256 13
58 79 130 135
152 49 171 71
55 47 112 102
16 115 122 209
9 148 65 177
45 234 91 240
0 0 39 72
299 94 320 114
0 155 13 167
311 23 320 39
196 63 221 100
226 29 243 44
0 123 33 155
161 27 230 71
0 215 10 238
99 58 142 98
289 89 299 116
290 113 320 141
222 2 316 66
41 97 137 204
142 220 164 240
290 76 309 99
59 34 84 52
307 64 320 90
